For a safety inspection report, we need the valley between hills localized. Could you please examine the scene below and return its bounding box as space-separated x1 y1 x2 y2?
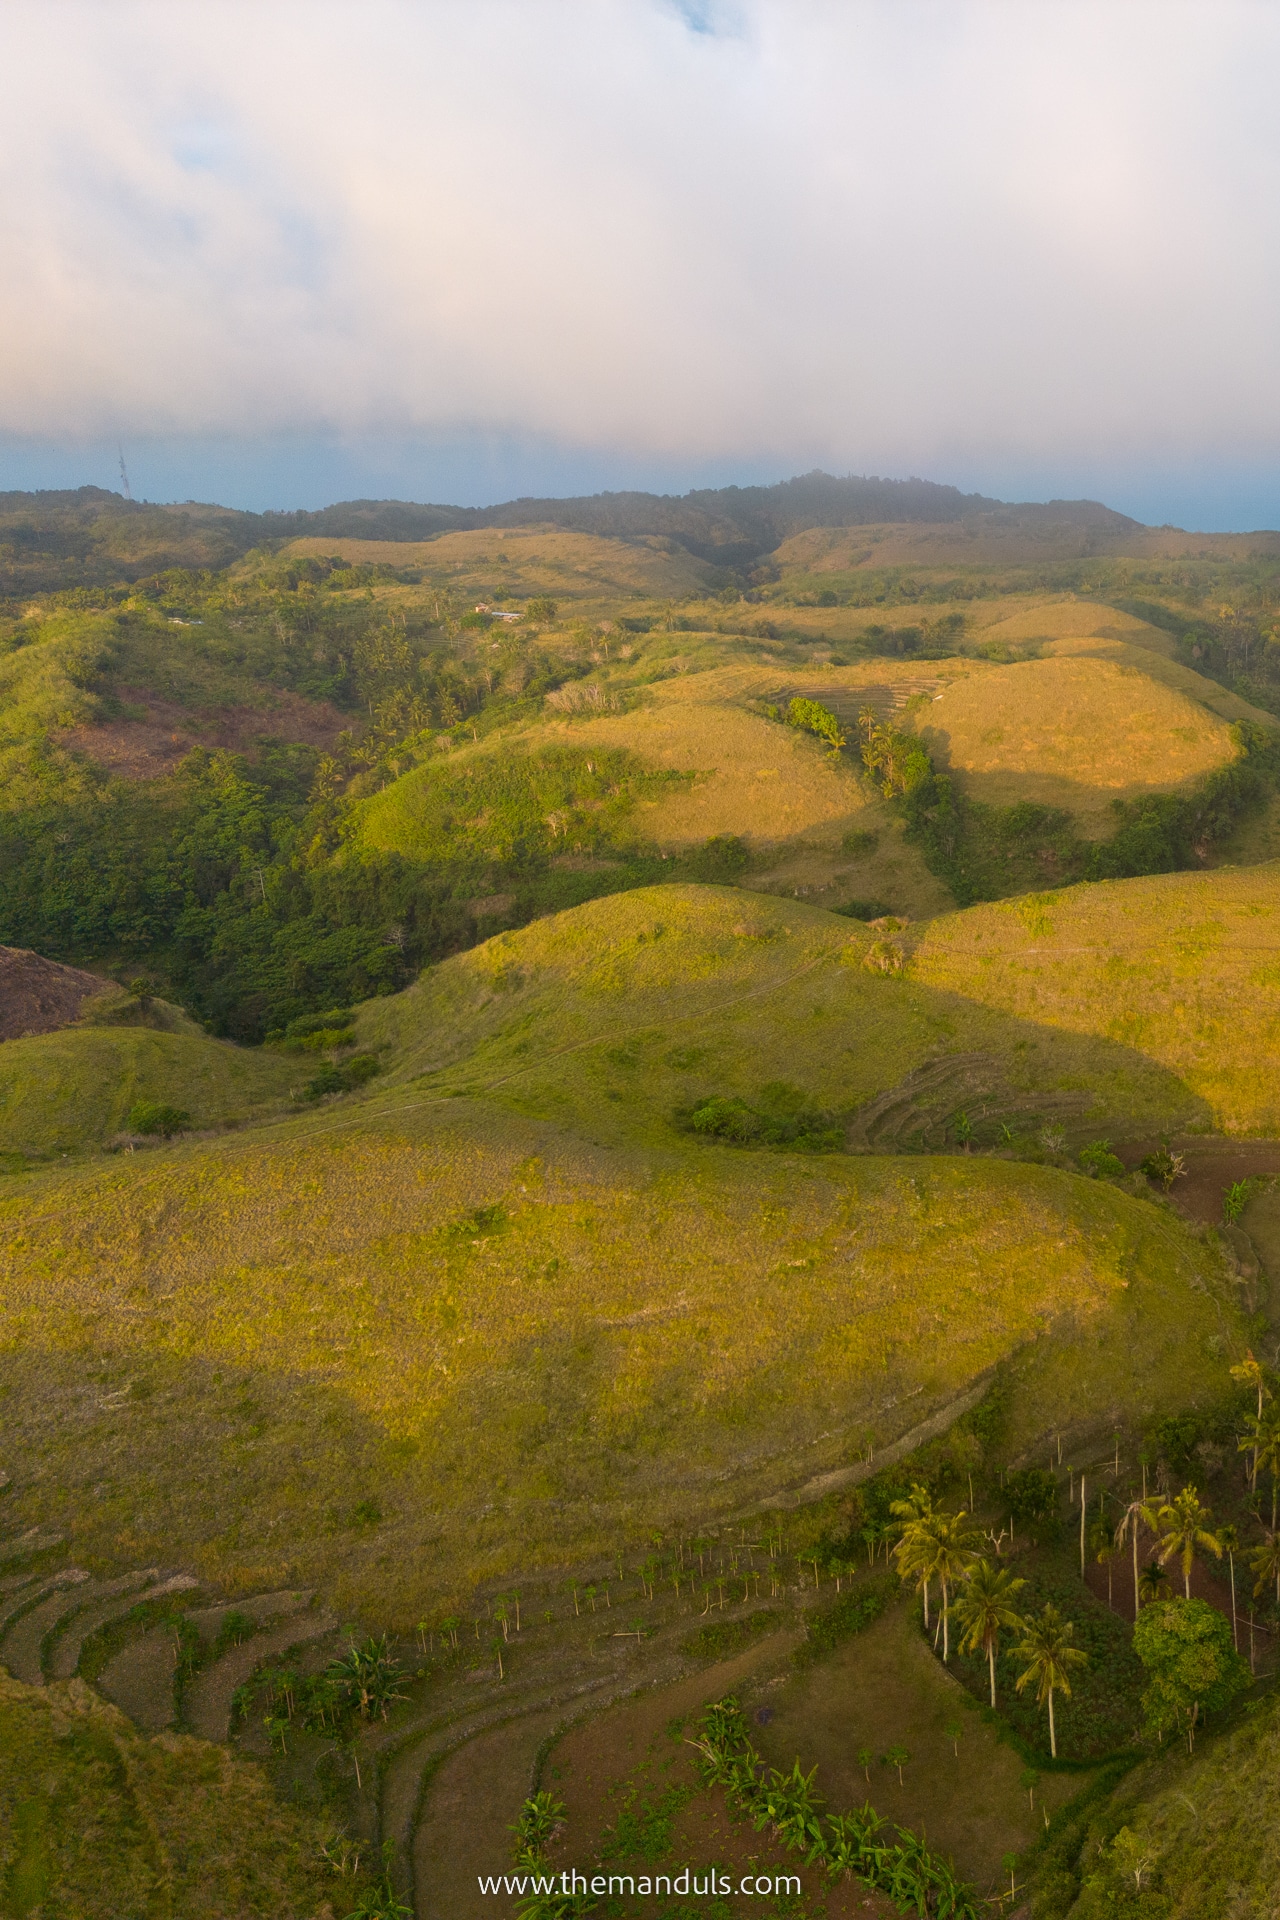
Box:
2 474 1280 1918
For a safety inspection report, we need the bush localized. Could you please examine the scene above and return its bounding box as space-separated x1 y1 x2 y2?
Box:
127 1099 192 1138
841 827 879 855
833 898 894 921
681 1609 780 1660
1133 1598 1249 1748
685 1088 843 1153
1004 1468 1060 1528
1079 1140 1126 1179
298 1055 380 1102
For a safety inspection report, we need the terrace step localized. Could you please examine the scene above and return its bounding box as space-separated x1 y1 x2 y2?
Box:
0 1568 160 1685
0 1568 89 1640
185 1606 338 1743
48 1571 200 1681
98 1621 183 1732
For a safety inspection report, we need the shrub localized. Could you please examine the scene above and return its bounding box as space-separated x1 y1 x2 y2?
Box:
127 1099 192 1138
787 696 846 754
298 1054 381 1102
681 1609 780 1660
1133 1598 1249 1749
1079 1140 1126 1179
1004 1468 1059 1527
685 1090 843 1153
833 898 894 921
841 827 879 855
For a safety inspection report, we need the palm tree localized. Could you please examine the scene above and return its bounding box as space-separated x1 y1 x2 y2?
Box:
1138 1559 1170 1605
1218 1523 1240 1650
890 1485 938 1628
1116 1494 1161 1617
1231 1350 1270 1491
1249 1528 1280 1606
1239 1405 1280 1529
1091 1518 1119 1608
1156 1485 1221 1598
1013 1605 1087 1760
953 1560 1026 1707
930 1509 981 1661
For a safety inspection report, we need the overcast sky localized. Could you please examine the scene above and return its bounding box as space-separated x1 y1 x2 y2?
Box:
3 0 1280 525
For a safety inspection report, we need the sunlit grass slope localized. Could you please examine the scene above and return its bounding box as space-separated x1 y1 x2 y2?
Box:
0 1672 329 1918
911 862 1280 1134
0 1088 1238 1621
919 651 1241 832
0 1025 299 1160
350 661 956 917
280 525 719 604
354 884 1213 1146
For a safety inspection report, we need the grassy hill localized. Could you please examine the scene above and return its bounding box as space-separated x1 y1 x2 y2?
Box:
912 861 1280 1134
0 1068 1241 1623
0 1022 299 1162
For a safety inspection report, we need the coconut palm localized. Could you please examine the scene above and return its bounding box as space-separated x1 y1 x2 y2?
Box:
1249 1528 1280 1605
953 1560 1026 1707
1091 1518 1119 1607
930 1509 981 1661
1156 1485 1221 1598
1218 1523 1240 1650
1117 1494 1162 1616
1013 1605 1088 1760
1138 1559 1170 1605
1231 1350 1270 1490
890 1484 938 1628
1239 1404 1280 1529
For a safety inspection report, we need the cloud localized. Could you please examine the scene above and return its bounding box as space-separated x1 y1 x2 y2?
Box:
3 0 1280 484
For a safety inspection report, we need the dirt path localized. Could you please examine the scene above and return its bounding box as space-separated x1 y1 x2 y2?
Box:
413 1705 567 1920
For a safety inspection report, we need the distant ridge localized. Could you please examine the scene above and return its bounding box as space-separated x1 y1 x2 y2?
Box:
0 471 1141 590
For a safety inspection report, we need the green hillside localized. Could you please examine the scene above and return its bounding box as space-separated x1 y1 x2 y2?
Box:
0 1022 298 1161
0 1077 1241 1622
7 484 1280 1919
353 873 1277 1146
0 1671 330 1918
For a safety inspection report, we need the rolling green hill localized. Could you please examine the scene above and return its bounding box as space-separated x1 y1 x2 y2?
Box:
0 1021 299 1161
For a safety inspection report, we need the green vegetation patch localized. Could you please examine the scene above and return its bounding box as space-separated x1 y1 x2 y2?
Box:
0 1671 331 1918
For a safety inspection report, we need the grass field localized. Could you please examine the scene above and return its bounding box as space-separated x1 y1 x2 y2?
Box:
0 1025 299 1161
353 882 1233 1148
280 525 721 606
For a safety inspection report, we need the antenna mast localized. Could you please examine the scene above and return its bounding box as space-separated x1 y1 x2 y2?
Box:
118 448 133 501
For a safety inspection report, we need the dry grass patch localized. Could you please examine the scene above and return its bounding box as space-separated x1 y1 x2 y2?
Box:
910 862 1280 1134
918 654 1241 833
280 526 717 603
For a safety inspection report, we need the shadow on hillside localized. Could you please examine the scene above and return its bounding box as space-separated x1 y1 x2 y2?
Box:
0 1342 419 1606
841 976 1213 1151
